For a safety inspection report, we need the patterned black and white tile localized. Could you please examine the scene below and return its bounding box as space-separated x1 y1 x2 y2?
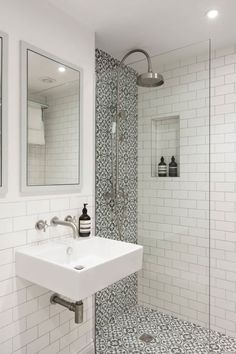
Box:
96 305 236 354
95 48 138 330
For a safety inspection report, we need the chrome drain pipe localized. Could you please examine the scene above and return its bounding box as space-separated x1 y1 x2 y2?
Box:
50 293 83 324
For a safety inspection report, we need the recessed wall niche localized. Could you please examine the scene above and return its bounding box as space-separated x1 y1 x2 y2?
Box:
151 115 180 177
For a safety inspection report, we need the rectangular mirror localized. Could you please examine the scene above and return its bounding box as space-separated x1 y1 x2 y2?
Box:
0 31 8 195
21 42 82 194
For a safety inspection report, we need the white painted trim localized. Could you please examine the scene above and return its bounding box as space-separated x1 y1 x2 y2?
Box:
20 41 83 195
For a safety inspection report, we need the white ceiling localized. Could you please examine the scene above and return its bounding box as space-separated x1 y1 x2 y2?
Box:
28 49 80 95
48 0 236 60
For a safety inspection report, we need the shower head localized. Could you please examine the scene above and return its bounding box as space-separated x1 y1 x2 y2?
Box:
118 48 164 88
137 71 164 87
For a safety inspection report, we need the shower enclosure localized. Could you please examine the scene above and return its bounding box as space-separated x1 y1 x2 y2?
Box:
95 39 236 353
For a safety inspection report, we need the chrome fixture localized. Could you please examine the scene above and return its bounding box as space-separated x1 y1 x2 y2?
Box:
65 215 77 223
118 49 164 88
137 71 164 87
112 48 164 241
35 220 49 232
139 333 155 343
50 215 79 239
50 294 83 324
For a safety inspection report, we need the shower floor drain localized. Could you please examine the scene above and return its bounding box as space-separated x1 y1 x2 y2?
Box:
139 333 155 343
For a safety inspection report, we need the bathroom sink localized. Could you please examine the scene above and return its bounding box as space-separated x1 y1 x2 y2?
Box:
15 236 143 300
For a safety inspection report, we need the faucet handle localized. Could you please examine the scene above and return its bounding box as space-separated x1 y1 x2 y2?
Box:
35 220 49 232
65 215 77 223
65 215 73 222
72 216 77 224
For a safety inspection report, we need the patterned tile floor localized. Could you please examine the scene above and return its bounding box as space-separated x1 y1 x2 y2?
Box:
96 306 236 354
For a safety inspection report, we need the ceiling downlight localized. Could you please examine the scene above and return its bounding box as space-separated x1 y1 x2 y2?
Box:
206 9 219 19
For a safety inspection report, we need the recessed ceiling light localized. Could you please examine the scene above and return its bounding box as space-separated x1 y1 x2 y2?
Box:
58 66 66 72
206 9 219 19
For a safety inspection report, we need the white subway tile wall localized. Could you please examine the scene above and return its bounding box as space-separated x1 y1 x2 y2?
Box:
138 44 236 338
28 82 80 186
210 45 236 338
0 195 95 354
44 82 80 185
0 0 95 352
28 145 46 186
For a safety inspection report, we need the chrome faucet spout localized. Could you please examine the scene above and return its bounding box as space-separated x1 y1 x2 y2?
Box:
51 217 79 239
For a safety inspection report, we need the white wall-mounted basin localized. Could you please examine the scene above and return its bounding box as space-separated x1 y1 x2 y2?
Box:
15 236 143 300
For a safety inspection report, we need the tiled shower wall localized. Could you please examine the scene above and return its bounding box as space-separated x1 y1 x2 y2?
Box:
138 44 236 338
138 48 210 329
95 49 138 329
210 45 236 337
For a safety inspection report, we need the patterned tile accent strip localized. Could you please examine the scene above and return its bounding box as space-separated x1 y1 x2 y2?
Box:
95 48 138 330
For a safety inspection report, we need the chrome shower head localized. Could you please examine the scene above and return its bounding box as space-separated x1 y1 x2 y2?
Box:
137 71 164 87
118 48 164 88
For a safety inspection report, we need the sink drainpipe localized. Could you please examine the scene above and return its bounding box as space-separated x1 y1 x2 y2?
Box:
50 294 83 324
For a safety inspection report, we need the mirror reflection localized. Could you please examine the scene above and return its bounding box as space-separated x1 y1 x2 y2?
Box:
27 49 80 186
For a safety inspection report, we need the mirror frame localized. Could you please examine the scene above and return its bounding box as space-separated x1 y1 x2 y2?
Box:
20 41 82 194
0 31 8 196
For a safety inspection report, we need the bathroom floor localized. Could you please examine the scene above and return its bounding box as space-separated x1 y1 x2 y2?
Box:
96 305 236 354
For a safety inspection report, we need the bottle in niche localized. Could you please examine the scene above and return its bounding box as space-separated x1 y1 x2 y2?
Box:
169 156 178 177
79 203 91 237
158 156 167 177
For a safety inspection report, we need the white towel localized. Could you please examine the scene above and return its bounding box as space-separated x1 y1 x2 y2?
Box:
28 104 45 145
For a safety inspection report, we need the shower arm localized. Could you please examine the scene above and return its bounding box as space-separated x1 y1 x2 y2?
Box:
118 49 153 73
116 49 153 98
114 49 152 201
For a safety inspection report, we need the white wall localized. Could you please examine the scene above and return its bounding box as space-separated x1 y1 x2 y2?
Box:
137 42 236 338
210 44 236 338
0 1 95 353
138 47 210 329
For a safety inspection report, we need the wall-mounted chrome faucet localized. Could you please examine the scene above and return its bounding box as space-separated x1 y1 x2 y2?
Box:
50 215 79 239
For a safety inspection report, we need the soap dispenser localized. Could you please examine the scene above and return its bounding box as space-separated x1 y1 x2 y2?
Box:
158 156 167 177
169 156 178 177
79 204 91 237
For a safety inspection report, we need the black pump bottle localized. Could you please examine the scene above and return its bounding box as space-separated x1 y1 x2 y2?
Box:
158 156 167 177
169 156 178 177
79 203 91 237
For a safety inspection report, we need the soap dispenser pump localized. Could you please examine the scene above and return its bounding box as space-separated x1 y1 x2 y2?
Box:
79 204 91 237
158 156 167 177
169 156 178 177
